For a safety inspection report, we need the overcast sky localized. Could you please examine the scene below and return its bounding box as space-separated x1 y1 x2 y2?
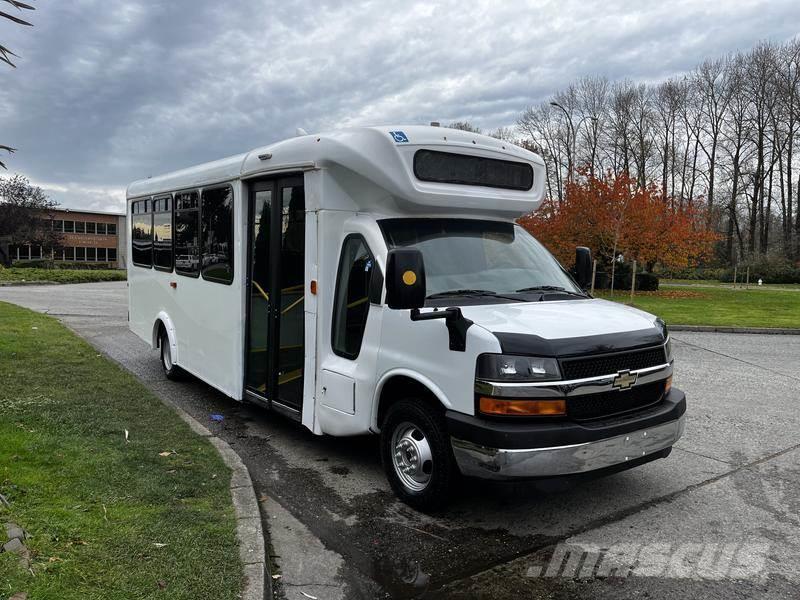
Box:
1 0 799 213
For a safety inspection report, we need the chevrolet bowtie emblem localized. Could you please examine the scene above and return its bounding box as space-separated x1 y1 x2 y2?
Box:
612 369 638 390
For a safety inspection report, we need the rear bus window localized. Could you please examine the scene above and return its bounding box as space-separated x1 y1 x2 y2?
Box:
131 199 153 267
200 186 234 284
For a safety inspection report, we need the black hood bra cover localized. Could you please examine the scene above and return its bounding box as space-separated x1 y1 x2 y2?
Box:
493 327 666 358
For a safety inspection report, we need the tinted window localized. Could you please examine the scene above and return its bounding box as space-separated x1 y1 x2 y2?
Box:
76 247 86 261
414 150 534 191
107 223 117 235
332 236 376 359
131 200 153 267
201 186 234 284
64 220 74 233
87 247 96 261
64 247 74 261
75 221 85 234
97 247 107 262
153 195 173 271
174 191 200 276
108 248 117 262
86 222 96 234
53 220 63 231
97 222 106 235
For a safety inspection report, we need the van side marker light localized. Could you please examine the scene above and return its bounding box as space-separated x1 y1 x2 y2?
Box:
170 281 177 289
310 280 317 295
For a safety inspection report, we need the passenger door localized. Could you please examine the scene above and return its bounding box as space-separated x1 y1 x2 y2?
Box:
245 176 306 417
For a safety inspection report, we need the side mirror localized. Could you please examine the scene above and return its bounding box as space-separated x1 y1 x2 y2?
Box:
385 248 426 309
575 246 592 289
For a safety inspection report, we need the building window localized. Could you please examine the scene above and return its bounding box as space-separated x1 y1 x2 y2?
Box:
64 247 74 261
331 235 377 359
107 223 117 235
86 247 96 261
64 220 74 233
76 247 86 261
97 222 107 235
131 199 153 267
108 248 117 262
75 221 85 234
200 186 234 284
175 191 200 276
30 245 42 260
86 222 96 234
153 195 173 271
53 220 63 232
97 247 107 262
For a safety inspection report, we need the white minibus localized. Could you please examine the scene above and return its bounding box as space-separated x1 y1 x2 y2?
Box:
127 125 685 510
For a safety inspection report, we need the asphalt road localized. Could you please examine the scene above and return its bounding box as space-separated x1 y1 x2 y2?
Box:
2 281 800 599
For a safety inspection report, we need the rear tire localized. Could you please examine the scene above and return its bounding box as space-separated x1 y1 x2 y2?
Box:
380 399 458 512
159 327 184 381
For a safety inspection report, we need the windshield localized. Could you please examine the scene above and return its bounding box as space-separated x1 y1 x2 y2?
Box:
379 218 583 299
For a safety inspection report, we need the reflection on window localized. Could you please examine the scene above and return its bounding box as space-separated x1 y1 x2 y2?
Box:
175 191 199 276
201 186 233 284
332 236 375 359
153 195 173 271
131 200 153 267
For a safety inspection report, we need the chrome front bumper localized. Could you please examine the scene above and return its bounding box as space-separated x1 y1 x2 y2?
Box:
451 415 685 480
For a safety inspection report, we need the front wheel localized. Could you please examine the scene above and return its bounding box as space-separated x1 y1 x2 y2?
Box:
380 399 458 512
159 328 184 381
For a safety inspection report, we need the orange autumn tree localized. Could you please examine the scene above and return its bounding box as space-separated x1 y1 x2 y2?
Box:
518 172 718 274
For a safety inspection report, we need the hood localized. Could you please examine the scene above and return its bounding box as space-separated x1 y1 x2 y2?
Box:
461 299 665 357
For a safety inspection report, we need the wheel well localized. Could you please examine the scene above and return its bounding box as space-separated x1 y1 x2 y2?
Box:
377 375 444 428
153 319 166 348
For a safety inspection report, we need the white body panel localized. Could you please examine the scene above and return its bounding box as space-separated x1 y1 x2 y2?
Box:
126 125 660 439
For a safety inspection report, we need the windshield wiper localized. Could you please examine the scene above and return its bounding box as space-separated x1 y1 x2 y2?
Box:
427 289 524 302
515 286 588 298
427 289 497 299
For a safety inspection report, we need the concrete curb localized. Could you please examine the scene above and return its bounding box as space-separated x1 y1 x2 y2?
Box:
670 325 800 335
169 405 269 600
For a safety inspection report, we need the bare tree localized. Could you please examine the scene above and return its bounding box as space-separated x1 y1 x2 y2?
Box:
1 0 35 169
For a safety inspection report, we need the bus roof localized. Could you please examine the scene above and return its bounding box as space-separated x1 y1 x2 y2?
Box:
126 126 547 218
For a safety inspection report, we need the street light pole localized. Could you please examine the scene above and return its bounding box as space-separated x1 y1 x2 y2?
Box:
550 101 598 182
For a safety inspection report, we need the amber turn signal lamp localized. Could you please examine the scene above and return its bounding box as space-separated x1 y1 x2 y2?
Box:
665 375 672 394
479 397 566 416
310 280 317 295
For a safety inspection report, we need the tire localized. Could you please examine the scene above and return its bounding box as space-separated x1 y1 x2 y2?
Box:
159 327 184 381
380 399 458 512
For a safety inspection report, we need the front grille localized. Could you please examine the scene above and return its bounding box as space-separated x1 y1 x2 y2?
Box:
567 380 666 421
560 346 667 380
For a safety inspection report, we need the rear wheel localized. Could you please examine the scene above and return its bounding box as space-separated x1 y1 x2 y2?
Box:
380 399 458 512
159 327 184 381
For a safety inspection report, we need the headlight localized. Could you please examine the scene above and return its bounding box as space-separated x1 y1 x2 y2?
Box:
476 354 561 382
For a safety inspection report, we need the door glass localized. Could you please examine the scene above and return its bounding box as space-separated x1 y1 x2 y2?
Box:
276 184 305 408
246 189 272 392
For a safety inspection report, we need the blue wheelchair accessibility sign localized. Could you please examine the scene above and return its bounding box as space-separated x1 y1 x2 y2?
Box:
390 131 409 143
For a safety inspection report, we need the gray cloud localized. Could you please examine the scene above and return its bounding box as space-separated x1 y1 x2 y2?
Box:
1 0 799 211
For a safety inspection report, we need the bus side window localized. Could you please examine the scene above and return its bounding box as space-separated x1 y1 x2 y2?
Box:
174 191 200 277
131 199 153 268
331 235 377 359
200 186 234 284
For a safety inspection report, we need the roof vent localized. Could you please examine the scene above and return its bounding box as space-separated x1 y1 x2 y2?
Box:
258 153 272 161
430 121 440 127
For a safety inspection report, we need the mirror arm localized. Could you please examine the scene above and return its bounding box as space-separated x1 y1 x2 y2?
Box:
410 307 474 352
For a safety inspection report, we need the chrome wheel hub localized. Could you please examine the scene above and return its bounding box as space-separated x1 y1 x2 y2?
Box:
391 422 433 492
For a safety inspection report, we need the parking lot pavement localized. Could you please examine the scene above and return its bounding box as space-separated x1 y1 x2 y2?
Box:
2 282 799 599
